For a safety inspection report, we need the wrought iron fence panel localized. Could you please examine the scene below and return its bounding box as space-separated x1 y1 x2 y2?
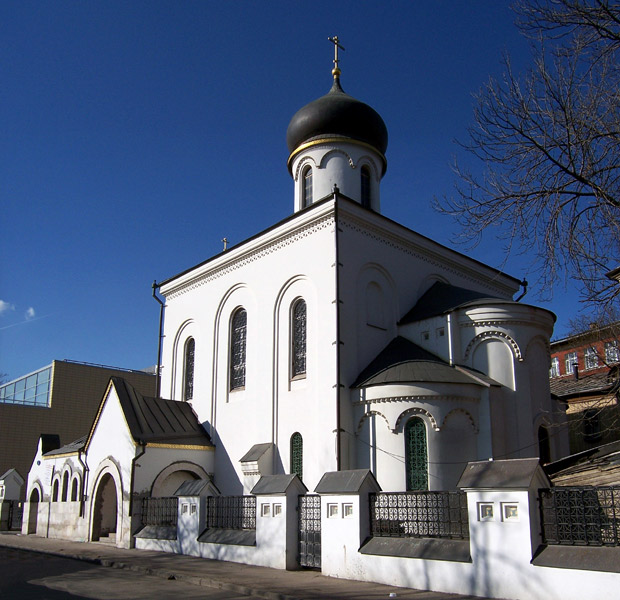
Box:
540 487 620 546
8 500 23 531
206 495 256 530
370 491 469 540
298 494 321 569
141 497 178 527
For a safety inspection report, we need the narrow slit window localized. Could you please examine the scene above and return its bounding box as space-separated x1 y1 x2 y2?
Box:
230 308 247 390
184 337 195 401
292 299 307 377
291 432 303 481
361 166 371 208
302 167 313 208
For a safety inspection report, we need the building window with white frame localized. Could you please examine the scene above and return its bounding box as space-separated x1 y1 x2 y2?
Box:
302 166 312 208
605 340 619 364
585 346 598 370
230 308 247 390
549 356 560 378
291 299 307 378
184 337 195 401
565 351 578 375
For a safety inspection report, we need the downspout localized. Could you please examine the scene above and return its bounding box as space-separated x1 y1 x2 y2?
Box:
77 449 89 518
129 442 146 548
333 185 343 470
152 281 165 398
446 312 454 366
515 278 528 302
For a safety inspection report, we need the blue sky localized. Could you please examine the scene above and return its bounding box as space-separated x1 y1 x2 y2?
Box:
1 1 582 381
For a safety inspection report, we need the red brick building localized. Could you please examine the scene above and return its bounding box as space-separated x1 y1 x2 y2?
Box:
549 323 620 454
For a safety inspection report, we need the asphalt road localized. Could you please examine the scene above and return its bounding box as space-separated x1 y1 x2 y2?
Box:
0 546 262 599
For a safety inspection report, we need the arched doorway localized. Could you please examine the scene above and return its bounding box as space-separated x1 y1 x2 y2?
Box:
92 473 118 542
27 488 39 534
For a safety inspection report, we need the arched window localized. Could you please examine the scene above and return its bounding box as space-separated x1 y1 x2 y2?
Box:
61 472 69 502
184 337 195 402
230 308 247 390
52 479 59 502
291 299 307 378
538 425 551 465
302 166 313 208
71 477 79 502
361 166 371 208
291 432 303 481
405 417 428 490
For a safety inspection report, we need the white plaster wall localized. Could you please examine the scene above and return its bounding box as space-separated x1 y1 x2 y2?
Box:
290 142 384 212
160 203 339 494
134 447 214 496
320 488 620 600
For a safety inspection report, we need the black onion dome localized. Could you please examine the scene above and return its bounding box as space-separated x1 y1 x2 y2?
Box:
286 78 388 156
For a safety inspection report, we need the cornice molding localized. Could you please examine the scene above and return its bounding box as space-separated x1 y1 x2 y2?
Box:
165 214 335 299
355 394 479 405
339 214 515 297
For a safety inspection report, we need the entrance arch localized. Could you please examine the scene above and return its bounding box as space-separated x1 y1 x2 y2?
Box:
92 473 118 542
27 488 40 534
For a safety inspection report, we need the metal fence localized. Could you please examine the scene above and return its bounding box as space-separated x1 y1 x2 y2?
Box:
370 491 470 540
141 497 178 527
206 495 256 530
540 486 620 546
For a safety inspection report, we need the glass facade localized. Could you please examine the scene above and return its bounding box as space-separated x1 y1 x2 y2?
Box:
0 365 52 407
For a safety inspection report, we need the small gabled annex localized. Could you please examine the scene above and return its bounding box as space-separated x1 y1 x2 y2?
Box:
23 377 214 547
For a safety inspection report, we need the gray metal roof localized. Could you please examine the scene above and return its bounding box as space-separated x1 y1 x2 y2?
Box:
239 443 272 463
104 378 213 447
399 281 506 324
251 474 306 495
174 479 211 496
44 435 87 457
314 469 379 494
352 336 491 388
457 458 545 489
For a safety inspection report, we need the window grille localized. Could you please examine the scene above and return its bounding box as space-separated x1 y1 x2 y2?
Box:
292 300 306 377
361 166 371 208
230 309 247 390
291 432 303 481
405 418 428 491
303 167 312 208
184 337 195 401
585 347 598 370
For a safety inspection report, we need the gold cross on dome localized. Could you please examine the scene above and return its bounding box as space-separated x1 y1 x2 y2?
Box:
328 36 345 77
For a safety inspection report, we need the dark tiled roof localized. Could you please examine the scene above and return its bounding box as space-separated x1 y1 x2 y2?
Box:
251 474 307 495
44 435 87 457
549 370 619 400
399 281 506 324
40 434 61 455
352 336 493 388
110 378 213 447
545 440 620 486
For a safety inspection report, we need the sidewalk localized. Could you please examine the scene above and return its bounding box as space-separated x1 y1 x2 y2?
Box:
0 532 485 600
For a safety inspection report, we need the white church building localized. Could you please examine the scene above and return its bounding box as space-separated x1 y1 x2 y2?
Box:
23 48 605 600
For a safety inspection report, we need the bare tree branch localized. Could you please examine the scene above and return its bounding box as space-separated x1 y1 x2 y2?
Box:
437 0 620 311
